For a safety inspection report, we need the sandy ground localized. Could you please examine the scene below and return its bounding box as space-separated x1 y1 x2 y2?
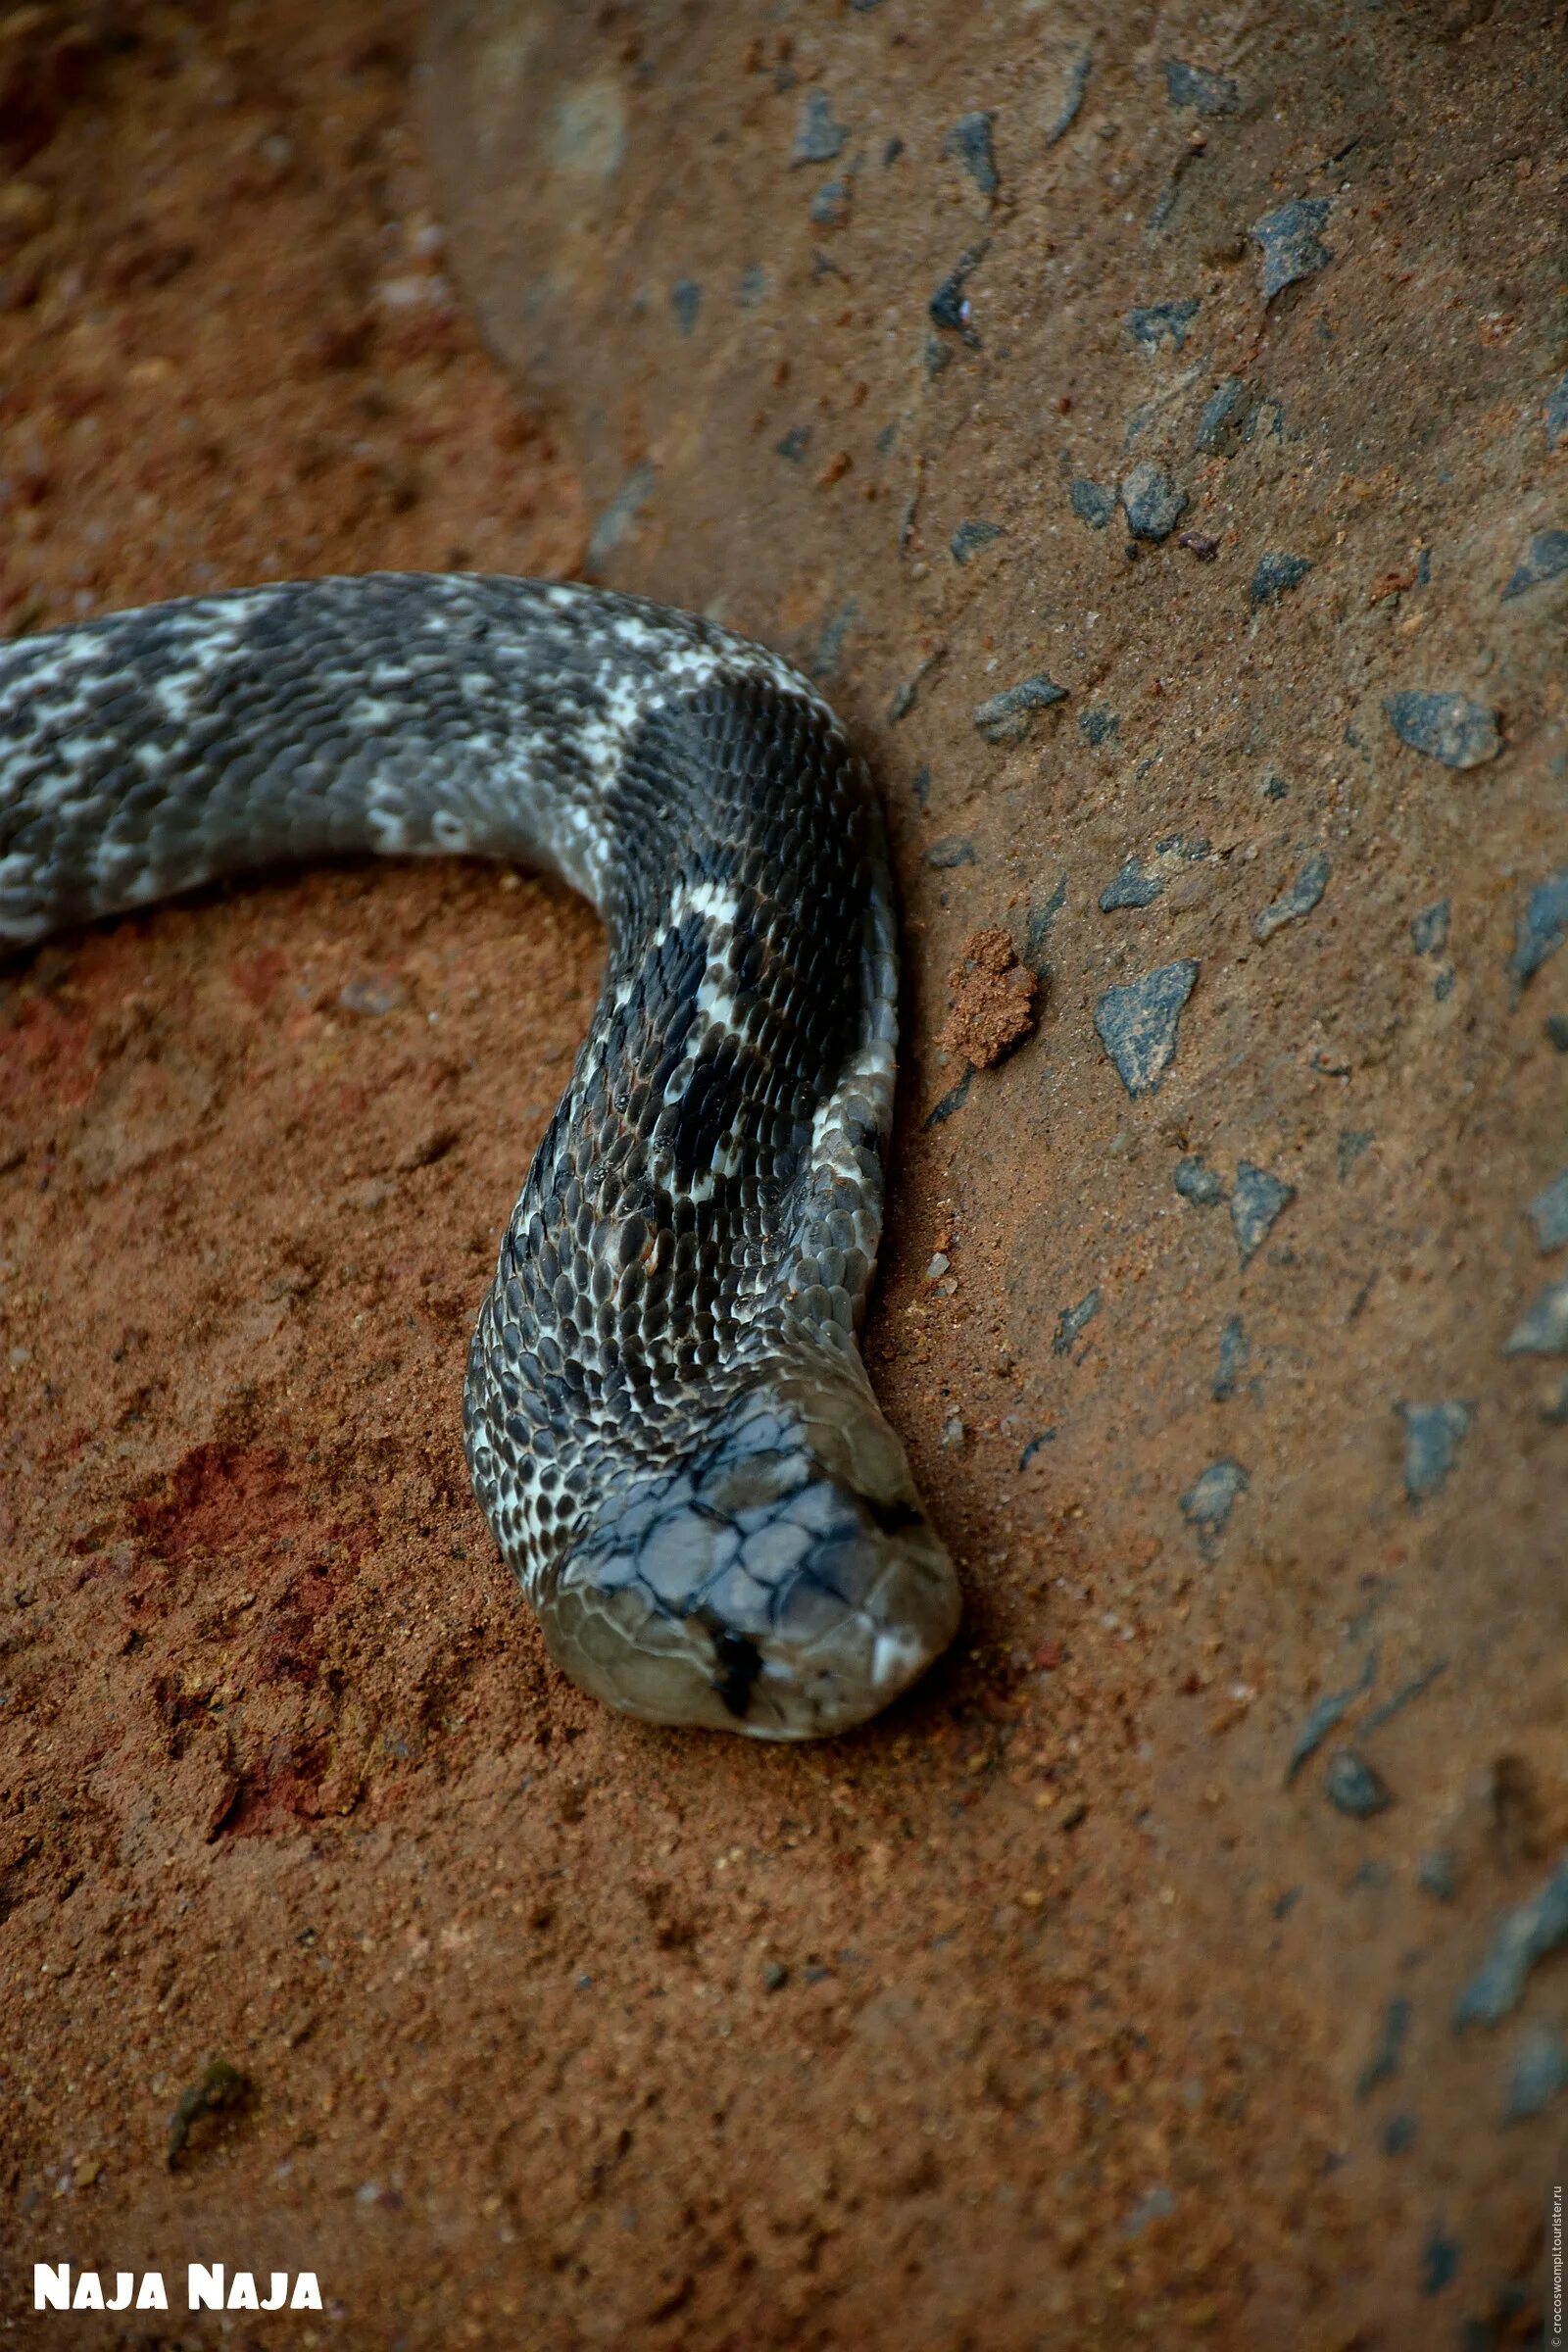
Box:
1 4 1563 2348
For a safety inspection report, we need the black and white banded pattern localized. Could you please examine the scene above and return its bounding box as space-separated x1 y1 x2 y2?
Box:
1 574 959 1737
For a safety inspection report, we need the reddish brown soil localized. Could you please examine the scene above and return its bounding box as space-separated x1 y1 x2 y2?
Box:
0 6 1561 2350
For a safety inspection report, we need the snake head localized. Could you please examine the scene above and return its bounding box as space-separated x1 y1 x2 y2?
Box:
538 1365 960 1739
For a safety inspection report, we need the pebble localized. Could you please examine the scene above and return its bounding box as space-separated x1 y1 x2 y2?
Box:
1230 1161 1295 1266
1503 2024 1568 2123
944 112 998 199
1194 375 1248 456
1453 1855 1568 2028
792 91 847 166
1212 1315 1250 1401
1070 476 1117 530
950 517 1003 564
1180 1457 1248 1549
774 425 810 463
1053 1288 1102 1356
1120 461 1188 542
1338 1130 1373 1180
1095 959 1199 1097
939 1415 966 1449
1254 852 1329 941
1355 1995 1411 2097
1417 1849 1458 1901
926 835 977 869
1419 2232 1460 2300
1410 900 1449 957
1528 1172 1568 1253
1250 551 1312 608
1285 1655 1376 1783
1502 1272 1568 1356
1023 873 1068 973
1545 369 1568 451
1126 298 1199 353
1507 867 1568 992
1384 690 1501 770
808 175 853 229
1250 199 1334 301
1500 528 1568 600
972 673 1067 745
1325 1750 1392 1817
1100 858 1163 911
1162 59 1239 115
339 974 406 1016
1174 1154 1225 1205
586 461 656 567
1396 1399 1472 1502
1047 45 1092 145
1079 707 1119 746
929 252 981 346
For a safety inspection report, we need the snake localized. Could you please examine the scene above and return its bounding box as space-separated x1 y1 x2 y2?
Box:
0 573 961 1739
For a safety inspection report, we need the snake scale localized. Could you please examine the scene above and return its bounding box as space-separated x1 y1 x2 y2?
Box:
0 573 960 1738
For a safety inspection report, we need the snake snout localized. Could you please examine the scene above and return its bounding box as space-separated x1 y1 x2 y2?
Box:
539 1376 961 1739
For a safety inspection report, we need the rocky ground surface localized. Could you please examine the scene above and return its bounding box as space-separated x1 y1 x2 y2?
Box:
1 2 1564 2347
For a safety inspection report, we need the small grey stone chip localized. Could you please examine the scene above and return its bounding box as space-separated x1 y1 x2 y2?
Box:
926 835 977 870
792 91 847 165
1255 853 1329 941
950 518 1003 564
1121 462 1189 543
1180 1458 1248 1549
1397 1400 1473 1503
1504 2024 1568 2124
944 112 998 199
1527 1172 1568 1253
1250 551 1312 608
1502 1272 1568 1357
1126 298 1200 354
1509 868 1568 993
1546 370 1568 452
1326 1751 1392 1818
1174 1155 1225 1205
1070 477 1116 530
1250 199 1334 301
1100 858 1163 911
1385 691 1501 770
1162 60 1239 115
1095 959 1199 1097
1410 900 1449 957
1194 376 1248 455
1453 1855 1568 2029
1053 1288 1102 1357
1501 529 1568 600
1231 1161 1295 1265
973 673 1067 745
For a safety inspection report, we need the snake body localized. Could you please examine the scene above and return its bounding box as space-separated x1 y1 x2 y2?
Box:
0 574 960 1738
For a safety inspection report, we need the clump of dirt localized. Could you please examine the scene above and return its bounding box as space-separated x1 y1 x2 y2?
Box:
938 926 1038 1068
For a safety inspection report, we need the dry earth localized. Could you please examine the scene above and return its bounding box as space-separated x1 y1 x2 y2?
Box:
1 3 1565 2348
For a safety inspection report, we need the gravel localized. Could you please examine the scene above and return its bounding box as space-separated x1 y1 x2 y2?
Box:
1095 959 1200 1096
1500 528 1568 600
1254 852 1329 940
792 91 847 165
1126 298 1200 353
1453 1856 1568 2029
1527 1172 1568 1252
1230 1161 1295 1265
1100 858 1164 910
1120 461 1189 542
1501 1273 1568 1357
1325 1750 1393 1817
1384 691 1501 769
944 113 998 199
1053 1288 1102 1356
1070 477 1117 530
1180 1457 1249 1550
1507 868 1568 993
1250 551 1312 607
1194 375 1248 455
1162 60 1239 115
1396 1399 1473 1502
1250 199 1334 300
972 672 1067 744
